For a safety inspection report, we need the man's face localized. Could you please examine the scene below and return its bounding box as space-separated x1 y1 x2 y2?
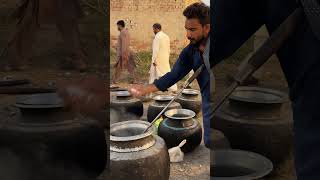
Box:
117 25 123 31
153 28 160 35
185 18 210 45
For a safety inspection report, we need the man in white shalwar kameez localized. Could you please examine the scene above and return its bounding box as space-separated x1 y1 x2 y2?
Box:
149 23 178 91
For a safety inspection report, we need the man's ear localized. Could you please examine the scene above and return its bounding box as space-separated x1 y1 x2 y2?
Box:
204 24 210 34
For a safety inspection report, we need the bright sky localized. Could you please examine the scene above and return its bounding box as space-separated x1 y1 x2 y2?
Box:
201 0 210 6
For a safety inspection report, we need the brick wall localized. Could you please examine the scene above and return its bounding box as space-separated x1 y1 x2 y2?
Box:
110 0 199 53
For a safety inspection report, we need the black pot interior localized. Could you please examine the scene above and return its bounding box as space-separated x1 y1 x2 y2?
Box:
211 150 273 179
212 165 255 177
111 126 145 137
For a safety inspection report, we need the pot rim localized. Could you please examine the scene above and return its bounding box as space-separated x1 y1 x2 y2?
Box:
182 89 200 95
116 90 131 97
153 95 174 101
164 109 195 119
110 120 154 142
15 93 65 109
229 86 287 104
212 149 273 179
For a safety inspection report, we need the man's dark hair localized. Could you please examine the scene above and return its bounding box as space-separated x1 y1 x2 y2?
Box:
117 20 125 27
183 2 210 25
153 23 162 30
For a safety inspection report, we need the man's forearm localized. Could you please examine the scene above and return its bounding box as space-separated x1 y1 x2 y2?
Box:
146 84 159 93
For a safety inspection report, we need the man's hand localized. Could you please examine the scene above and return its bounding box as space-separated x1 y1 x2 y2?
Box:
57 75 106 116
128 84 159 97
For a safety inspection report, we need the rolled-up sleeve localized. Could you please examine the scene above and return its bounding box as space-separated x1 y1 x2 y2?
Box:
153 46 193 91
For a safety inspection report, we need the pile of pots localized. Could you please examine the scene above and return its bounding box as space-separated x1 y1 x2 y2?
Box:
0 93 108 179
109 89 205 179
211 86 293 179
109 91 171 180
146 93 203 153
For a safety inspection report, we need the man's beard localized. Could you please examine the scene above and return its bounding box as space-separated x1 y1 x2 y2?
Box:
189 35 206 47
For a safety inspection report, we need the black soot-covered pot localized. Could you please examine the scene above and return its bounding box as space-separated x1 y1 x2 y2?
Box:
176 89 201 114
158 109 202 153
0 93 107 179
110 90 144 119
147 95 181 122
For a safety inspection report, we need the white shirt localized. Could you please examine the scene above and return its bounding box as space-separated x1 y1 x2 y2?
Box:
149 31 177 91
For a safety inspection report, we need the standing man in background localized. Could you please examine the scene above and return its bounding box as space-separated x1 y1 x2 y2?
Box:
7 0 87 71
112 20 136 84
149 23 177 92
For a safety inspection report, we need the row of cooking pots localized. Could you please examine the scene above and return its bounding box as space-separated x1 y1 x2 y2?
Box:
109 89 203 180
110 86 293 180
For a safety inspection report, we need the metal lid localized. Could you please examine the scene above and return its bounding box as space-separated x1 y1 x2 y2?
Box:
182 89 200 95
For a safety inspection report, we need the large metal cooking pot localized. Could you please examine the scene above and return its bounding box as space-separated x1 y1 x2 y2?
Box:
0 93 107 179
110 120 170 180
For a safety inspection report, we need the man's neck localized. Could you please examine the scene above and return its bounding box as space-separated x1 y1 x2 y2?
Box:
199 37 208 53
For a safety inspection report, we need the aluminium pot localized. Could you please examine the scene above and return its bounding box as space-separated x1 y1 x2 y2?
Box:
110 120 170 180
